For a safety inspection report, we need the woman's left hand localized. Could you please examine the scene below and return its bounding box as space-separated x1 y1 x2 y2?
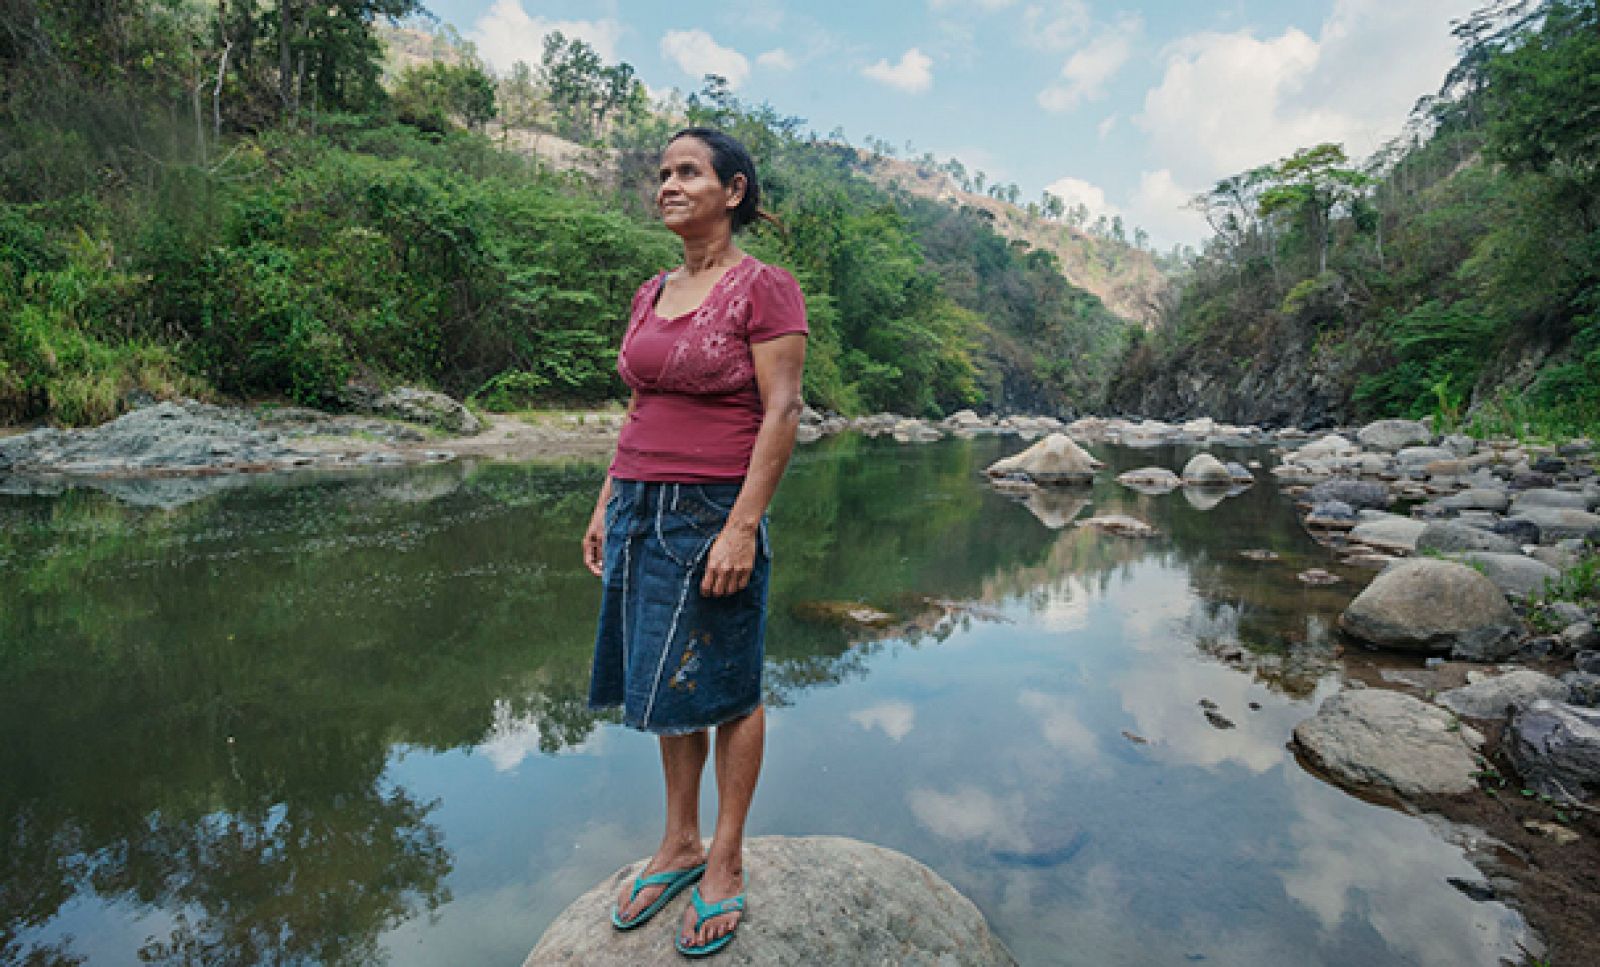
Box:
701 524 757 596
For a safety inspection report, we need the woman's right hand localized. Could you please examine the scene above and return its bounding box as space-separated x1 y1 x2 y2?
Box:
583 477 613 577
582 509 606 577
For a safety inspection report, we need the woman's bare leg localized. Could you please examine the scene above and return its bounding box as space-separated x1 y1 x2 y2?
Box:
617 730 709 920
683 705 764 948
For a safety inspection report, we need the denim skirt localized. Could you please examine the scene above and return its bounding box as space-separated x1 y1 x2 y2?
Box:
588 479 770 735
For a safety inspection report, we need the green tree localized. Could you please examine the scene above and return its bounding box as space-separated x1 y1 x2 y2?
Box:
1258 143 1370 274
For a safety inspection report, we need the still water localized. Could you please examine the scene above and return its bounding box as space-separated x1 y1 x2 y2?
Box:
2 435 1530 965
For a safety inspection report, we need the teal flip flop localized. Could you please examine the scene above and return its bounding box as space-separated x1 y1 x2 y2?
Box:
610 862 706 931
674 883 746 958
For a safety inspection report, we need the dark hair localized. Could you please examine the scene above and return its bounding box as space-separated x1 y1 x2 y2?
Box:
668 127 766 232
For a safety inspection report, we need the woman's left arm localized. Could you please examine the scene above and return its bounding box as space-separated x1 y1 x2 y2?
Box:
700 332 807 597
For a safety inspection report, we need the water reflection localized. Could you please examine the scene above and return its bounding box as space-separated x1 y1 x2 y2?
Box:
0 437 1531 965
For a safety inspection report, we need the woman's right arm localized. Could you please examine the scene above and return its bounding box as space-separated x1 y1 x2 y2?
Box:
582 392 637 577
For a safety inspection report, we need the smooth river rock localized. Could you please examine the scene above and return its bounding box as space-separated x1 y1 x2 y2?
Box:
1436 670 1571 720
1357 419 1432 452
526 836 1017 967
1180 452 1232 486
1347 515 1429 553
1293 689 1484 798
1508 506 1600 543
1455 551 1561 601
985 433 1101 484
1338 559 1520 659
1415 521 1521 555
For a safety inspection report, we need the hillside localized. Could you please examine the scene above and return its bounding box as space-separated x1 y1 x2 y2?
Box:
1107 1 1599 436
861 154 1169 329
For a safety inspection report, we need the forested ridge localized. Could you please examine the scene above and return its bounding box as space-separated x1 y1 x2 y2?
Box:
1109 0 1600 438
0 1 1135 428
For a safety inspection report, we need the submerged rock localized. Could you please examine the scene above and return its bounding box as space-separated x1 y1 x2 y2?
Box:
527 836 1018 966
1292 689 1484 798
1075 514 1156 538
1338 559 1519 659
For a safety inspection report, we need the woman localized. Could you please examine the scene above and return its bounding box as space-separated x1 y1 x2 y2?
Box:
583 127 807 958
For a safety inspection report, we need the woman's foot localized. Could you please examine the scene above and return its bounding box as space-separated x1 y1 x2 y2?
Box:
680 859 744 950
616 843 707 923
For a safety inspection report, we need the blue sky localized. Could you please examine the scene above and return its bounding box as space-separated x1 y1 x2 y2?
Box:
418 0 1482 247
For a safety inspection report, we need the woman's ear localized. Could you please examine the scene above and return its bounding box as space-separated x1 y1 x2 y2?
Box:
726 172 748 210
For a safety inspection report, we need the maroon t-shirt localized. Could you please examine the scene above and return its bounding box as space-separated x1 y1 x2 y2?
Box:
610 255 808 482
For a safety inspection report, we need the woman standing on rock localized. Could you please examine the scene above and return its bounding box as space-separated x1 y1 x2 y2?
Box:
581 128 807 958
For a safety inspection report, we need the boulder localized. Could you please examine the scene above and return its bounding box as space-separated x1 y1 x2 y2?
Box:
1292 689 1484 798
1414 521 1521 555
1305 500 1357 528
892 420 942 443
1455 552 1561 600
1443 434 1477 458
984 433 1101 484
527 836 1017 967
1435 670 1571 720
1507 507 1600 543
1357 419 1432 452
1561 622 1598 652
1115 467 1181 494
1506 701 1600 800
1347 515 1429 553
1181 452 1232 487
1338 558 1520 659
942 409 987 429
1306 479 1391 510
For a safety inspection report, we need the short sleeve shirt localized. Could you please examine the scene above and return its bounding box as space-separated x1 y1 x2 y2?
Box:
610 255 808 482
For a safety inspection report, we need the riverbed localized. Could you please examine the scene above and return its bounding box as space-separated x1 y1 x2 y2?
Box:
0 434 1533 965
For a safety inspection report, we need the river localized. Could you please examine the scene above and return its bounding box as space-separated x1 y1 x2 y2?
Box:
0 434 1531 965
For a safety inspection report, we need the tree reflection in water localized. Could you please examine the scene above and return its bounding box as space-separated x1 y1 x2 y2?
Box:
0 435 1356 963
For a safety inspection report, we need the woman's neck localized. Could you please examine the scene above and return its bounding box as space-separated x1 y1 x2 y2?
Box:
679 232 740 275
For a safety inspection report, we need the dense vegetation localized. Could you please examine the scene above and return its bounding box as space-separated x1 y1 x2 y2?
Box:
1110 0 1600 437
0 1 1129 427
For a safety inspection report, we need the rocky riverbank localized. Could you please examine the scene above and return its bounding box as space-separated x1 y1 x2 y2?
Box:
968 413 1599 966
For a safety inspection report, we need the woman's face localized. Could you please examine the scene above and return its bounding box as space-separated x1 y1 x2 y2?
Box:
657 137 743 235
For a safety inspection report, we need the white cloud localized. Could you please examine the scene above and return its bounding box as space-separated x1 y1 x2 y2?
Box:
1128 168 1209 250
756 48 795 71
1018 689 1102 764
1022 1 1092 51
1037 16 1140 113
863 48 935 94
1096 114 1117 139
1135 0 1480 183
907 785 1028 850
660 28 752 89
849 700 916 741
1042 175 1121 221
468 0 622 73
931 0 1018 10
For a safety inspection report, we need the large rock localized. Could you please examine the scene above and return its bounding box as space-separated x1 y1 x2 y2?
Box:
1292 689 1484 798
1507 701 1600 800
984 433 1101 484
1338 558 1520 658
1436 670 1571 720
1306 479 1391 510
1357 419 1431 452
1181 452 1232 487
343 385 485 434
1507 506 1600 543
1415 521 1521 555
1347 515 1429 553
527 836 1017 966
1455 551 1561 600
